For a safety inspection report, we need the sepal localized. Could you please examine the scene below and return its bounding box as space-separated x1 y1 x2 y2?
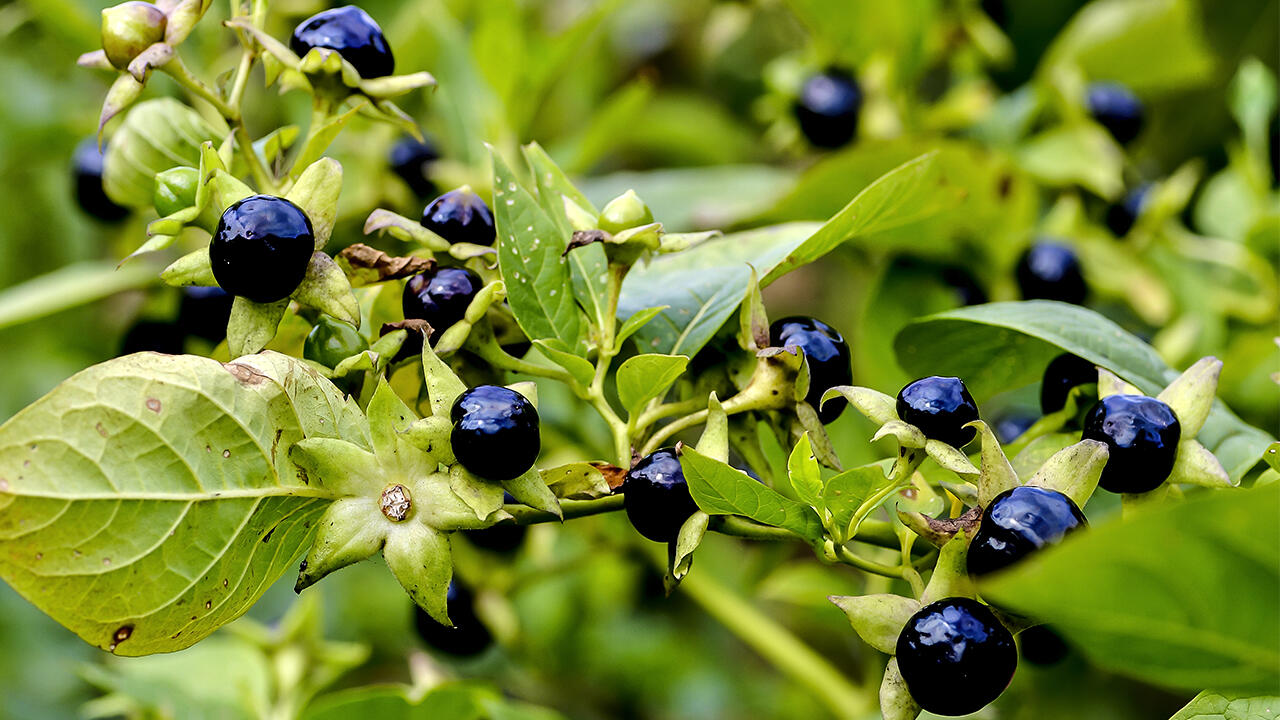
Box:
294 498 384 592
828 594 920 654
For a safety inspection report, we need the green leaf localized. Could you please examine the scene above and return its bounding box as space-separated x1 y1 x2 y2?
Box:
1016 124 1124 199
680 448 824 542
615 307 666 348
227 297 289 358
895 302 1274 481
762 152 963 284
532 340 595 389
787 433 822 510
617 223 818 356
616 354 689 418
285 158 344 250
0 353 335 655
540 463 611 500
822 465 890 542
983 484 1280 693
1168 690 1280 720
491 150 585 353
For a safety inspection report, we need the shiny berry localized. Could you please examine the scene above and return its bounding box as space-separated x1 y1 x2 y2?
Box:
793 69 862 149
1019 625 1069 666
209 195 314 303
1086 82 1144 144
421 189 496 246
304 316 368 368
413 582 492 656
897 376 980 448
1040 353 1096 414
290 5 394 79
896 597 1017 716
622 448 699 543
967 486 1087 577
389 135 439 197
178 286 233 342
402 268 482 344
450 386 540 481
1106 184 1150 237
1016 241 1087 304
1083 394 1180 493
467 494 527 553
769 316 853 423
72 138 129 221
121 321 185 355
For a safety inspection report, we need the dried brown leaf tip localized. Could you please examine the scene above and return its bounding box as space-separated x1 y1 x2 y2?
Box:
337 243 435 286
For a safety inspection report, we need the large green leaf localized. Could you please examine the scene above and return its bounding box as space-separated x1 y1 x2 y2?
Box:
616 354 689 418
983 484 1280 693
0 353 339 655
894 302 1274 480
680 448 824 542
1168 690 1280 720
616 223 818 356
491 150 585 354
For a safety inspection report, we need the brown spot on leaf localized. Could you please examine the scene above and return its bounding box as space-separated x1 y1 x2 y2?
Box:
336 243 435 286
589 462 628 490
205 600 212 610
222 362 268 386
146 398 162 413
381 319 432 339
222 449 231 458
0 478 8 492
997 174 1013 199
102 557 111 566
95 423 108 437
108 624 133 651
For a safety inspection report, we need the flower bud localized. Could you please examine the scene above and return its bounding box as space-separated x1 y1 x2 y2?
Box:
102 2 167 71
597 190 654 234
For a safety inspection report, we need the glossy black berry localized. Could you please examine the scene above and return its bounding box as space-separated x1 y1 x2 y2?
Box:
72 138 129 221
304 316 368 368
402 268 482 344
1015 241 1087 304
967 486 1086 577
450 386 540 481
793 69 862 149
769 316 853 423
1019 625 1069 666
121 321 185 355
178 286 233 342
290 5 394 79
940 266 988 306
1082 394 1180 493
210 195 315 303
389 135 439 197
622 448 699 543
421 190 496 246
896 597 1017 716
896 376 980 448
992 412 1036 444
466 495 527 553
1106 184 1150 237
1040 353 1096 414
413 582 492 657
1086 82 1144 144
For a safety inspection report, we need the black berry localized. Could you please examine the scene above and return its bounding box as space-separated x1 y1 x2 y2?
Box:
290 5 394 79
421 189 496 246
1015 241 1087 304
178 286 233 342
1106 184 1150 237
896 376 980 448
304 316 368 368
896 597 1017 716
993 412 1036 444
467 494 527 553
940 266 988 306
793 68 862 149
120 321 185 355
1019 625 1070 666
72 138 129 221
622 448 699 543
389 135 439 198
209 195 315 303
402 267 482 344
967 486 1086 577
413 582 492 656
450 386 540 481
1086 82 1144 144
769 316 853 423
1082 394 1180 494
1040 353 1096 414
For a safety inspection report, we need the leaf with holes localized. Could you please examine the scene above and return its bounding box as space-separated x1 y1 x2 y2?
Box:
0 353 340 656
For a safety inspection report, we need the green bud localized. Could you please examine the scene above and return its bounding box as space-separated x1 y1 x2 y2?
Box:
101 2 167 71
304 316 369 369
597 190 654 234
152 166 198 218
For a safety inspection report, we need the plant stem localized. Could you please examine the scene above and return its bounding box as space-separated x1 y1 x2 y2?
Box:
164 56 238 119
835 545 905 579
677 566 868 720
631 396 702 437
847 447 925 532
501 495 624 525
234 122 276 193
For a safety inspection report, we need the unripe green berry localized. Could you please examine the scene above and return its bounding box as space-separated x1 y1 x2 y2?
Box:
597 190 654 235
153 166 198 218
102 2 167 71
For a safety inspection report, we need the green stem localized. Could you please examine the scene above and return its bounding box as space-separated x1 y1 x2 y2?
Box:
469 330 574 385
227 47 255 111
234 122 276 193
846 447 925 532
835 545 905 579
632 396 703 437
164 56 238 119
677 566 868 719
501 495 624 525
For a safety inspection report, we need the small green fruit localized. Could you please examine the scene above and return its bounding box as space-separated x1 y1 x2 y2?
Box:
153 166 198 218
102 2 167 71
597 190 654 235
